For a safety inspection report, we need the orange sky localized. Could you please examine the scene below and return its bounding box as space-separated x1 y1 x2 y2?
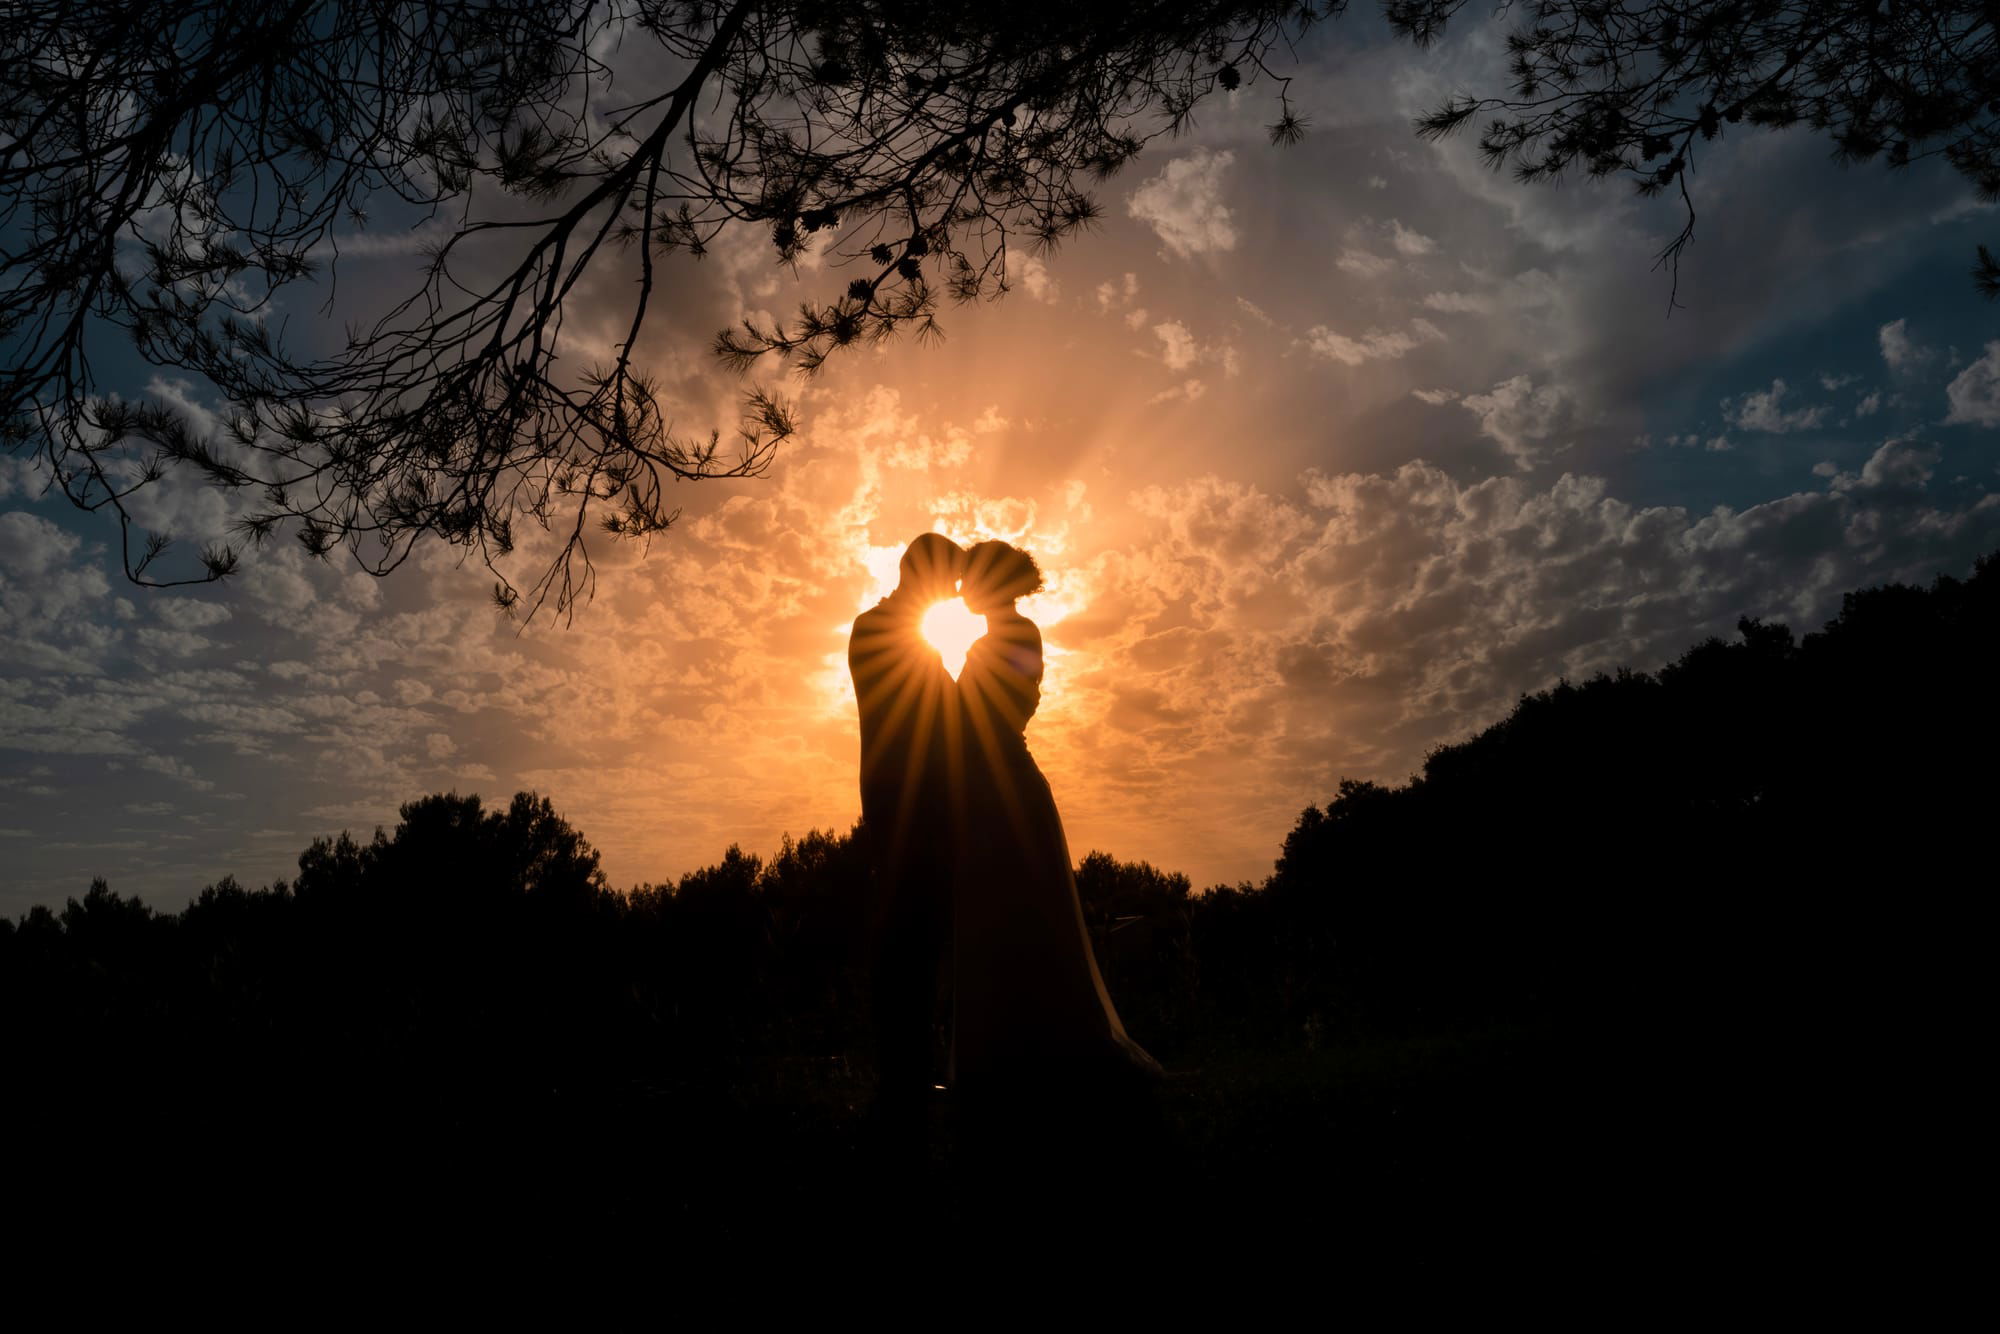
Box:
5 21 1999 911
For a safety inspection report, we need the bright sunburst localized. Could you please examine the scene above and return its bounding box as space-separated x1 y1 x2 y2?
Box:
922 598 985 679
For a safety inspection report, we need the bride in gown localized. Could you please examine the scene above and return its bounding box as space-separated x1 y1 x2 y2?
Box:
949 539 1164 1098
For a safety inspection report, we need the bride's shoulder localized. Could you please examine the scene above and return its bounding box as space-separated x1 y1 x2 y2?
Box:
995 613 1043 675
999 610 1041 643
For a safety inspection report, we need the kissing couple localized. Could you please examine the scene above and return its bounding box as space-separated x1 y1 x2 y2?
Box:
849 533 1163 1133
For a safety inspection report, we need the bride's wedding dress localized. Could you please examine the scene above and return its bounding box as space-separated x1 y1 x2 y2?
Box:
950 610 1163 1093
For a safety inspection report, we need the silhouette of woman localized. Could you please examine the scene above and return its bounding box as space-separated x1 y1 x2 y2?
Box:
949 540 1163 1098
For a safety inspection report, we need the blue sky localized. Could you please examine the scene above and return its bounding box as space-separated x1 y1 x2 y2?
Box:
3 13 1996 911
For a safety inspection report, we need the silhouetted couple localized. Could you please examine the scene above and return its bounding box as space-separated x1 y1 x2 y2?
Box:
849 533 1161 1141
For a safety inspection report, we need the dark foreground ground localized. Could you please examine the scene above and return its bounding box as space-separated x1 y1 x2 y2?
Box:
15 1013 1955 1303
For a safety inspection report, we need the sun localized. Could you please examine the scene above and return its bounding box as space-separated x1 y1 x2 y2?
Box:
921 598 986 679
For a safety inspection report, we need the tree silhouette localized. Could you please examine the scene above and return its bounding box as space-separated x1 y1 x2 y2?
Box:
1 0 1335 614
1395 0 2000 301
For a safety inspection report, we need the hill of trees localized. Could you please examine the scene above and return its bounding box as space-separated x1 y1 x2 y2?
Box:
6 552 1992 1266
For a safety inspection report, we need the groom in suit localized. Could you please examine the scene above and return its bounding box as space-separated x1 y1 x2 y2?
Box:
849 533 966 1133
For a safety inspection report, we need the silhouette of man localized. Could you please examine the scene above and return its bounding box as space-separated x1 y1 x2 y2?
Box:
849 533 966 1132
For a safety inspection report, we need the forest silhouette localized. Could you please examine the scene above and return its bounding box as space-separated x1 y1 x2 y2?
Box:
7 553 1992 1271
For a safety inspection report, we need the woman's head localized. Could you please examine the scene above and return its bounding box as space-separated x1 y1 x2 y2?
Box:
961 540 1044 612
897 531 965 602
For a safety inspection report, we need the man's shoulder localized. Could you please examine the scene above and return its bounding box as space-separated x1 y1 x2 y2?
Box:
850 600 894 643
849 600 906 666
997 612 1042 648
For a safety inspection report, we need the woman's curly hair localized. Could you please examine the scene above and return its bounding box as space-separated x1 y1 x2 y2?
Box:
963 539 1045 603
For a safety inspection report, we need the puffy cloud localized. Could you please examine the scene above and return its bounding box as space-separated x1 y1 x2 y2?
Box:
1387 219 1436 256
133 628 219 658
1147 321 1236 377
0 512 118 673
1724 378 1828 434
1053 439 2000 879
1127 149 1238 258
0 455 53 501
1096 272 1139 309
1304 319 1445 366
1824 438 1940 498
1016 256 1059 303
1944 342 2000 427
153 599 232 630
1457 376 1580 470
1153 321 1199 371
1880 318 1939 376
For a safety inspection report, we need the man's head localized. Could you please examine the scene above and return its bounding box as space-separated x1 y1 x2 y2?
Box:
898 532 965 603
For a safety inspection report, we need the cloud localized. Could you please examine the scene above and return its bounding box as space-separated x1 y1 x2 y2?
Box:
1387 219 1436 256
1457 376 1580 469
1147 321 1237 378
1880 318 1939 376
134 627 219 658
1724 378 1828 434
1016 256 1059 303
10 355 2000 907
1095 272 1139 311
9 28 1999 908
1304 319 1445 366
1824 438 1941 497
1235 297 1277 328
153 599 232 630
1336 249 1395 278
1153 322 1199 371
1420 269 1558 318
0 511 118 673
0 455 53 501
1943 342 2000 427
1045 437 2000 882
1148 379 1209 405
137 754 215 792
1127 149 1238 258
1333 220 1438 278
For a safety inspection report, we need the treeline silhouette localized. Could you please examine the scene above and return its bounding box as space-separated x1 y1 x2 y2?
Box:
7 553 1993 1261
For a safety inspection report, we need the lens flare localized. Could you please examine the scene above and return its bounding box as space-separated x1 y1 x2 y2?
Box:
921 598 985 679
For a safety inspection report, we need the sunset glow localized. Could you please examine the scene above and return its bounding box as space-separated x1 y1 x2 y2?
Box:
5 13 1997 915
